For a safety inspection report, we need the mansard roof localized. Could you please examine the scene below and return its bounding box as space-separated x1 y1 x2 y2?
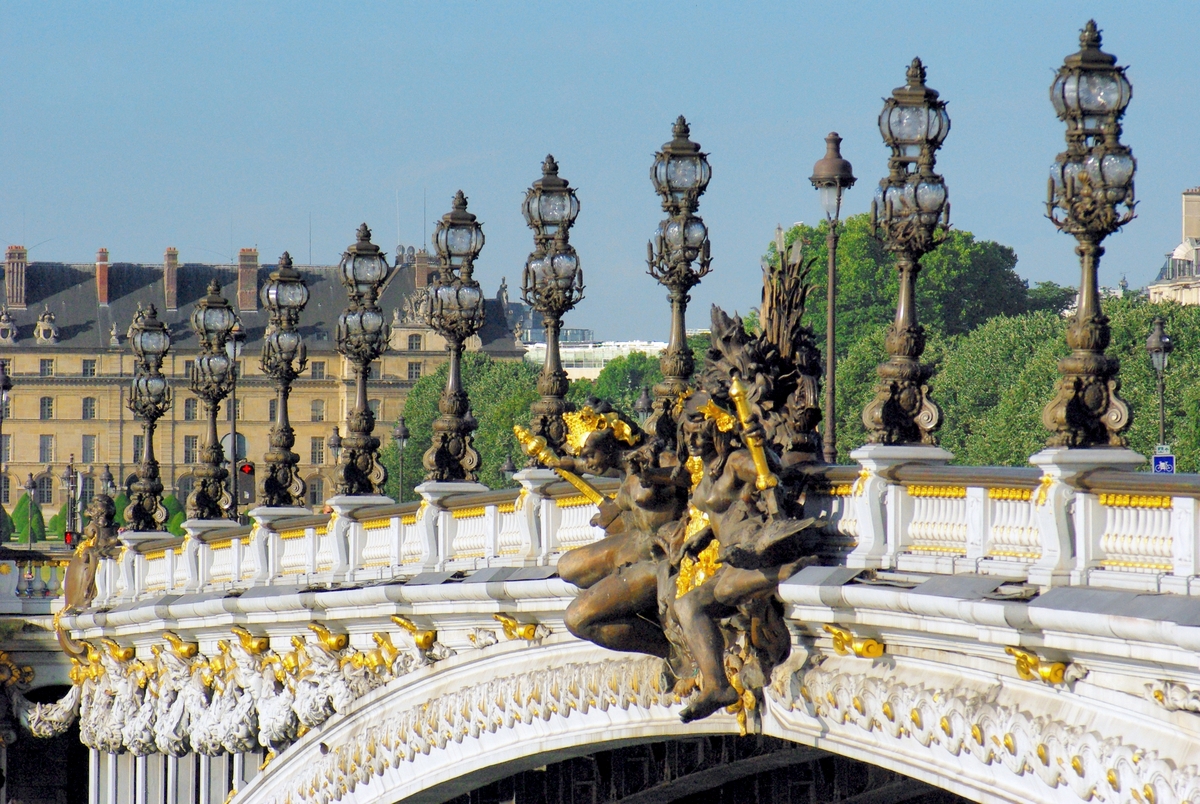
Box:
0 260 524 357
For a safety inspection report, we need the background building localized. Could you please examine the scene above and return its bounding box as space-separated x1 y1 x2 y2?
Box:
1149 187 1200 303
0 244 523 525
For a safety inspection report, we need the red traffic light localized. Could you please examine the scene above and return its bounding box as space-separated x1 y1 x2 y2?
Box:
239 463 254 475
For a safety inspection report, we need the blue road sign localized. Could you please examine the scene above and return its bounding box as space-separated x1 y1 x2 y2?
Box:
1153 455 1176 474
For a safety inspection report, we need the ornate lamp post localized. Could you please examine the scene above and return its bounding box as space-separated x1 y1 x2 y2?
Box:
334 224 391 496
522 156 583 457
862 59 951 445
259 253 309 507
60 456 76 544
810 133 856 462
1043 21 1136 448
0 360 11 479
392 418 410 501
423 192 487 483
1146 317 1173 447
225 322 245 519
127 304 173 531
188 279 238 519
645 116 712 440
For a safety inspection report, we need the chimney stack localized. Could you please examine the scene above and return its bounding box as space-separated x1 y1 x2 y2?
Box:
413 250 435 288
4 246 26 309
95 248 110 306
164 247 179 311
237 248 259 311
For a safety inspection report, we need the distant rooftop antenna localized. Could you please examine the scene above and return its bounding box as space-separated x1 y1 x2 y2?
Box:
423 187 427 249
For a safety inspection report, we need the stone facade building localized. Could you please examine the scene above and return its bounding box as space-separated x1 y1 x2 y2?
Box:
1149 187 1200 304
0 244 523 521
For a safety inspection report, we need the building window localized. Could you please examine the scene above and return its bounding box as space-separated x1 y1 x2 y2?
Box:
1 397 9 419
39 359 53 377
82 398 97 420
269 399 277 422
408 362 421 380
311 400 325 422
36 476 53 505
0 476 8 505
176 475 193 500
408 334 422 351
369 399 381 419
311 437 325 466
311 361 326 380
39 435 54 464
183 436 199 464
226 400 239 421
1 434 9 464
82 359 96 377
133 435 144 465
80 476 95 506
308 478 325 507
81 435 96 464
183 360 194 378
39 397 53 420
184 398 198 421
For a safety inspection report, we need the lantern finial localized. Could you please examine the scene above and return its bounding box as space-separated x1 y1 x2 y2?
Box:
357 223 371 242
906 57 927 87
1081 19 1101 49
672 115 689 139
453 190 468 211
542 155 558 176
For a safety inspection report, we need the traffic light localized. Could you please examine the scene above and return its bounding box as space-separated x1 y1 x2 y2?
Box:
64 531 77 548
237 461 256 506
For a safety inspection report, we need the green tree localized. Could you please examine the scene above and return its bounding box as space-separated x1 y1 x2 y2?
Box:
11 494 45 544
46 503 68 540
586 352 663 416
390 352 540 495
112 492 130 528
0 505 13 544
1027 281 1077 315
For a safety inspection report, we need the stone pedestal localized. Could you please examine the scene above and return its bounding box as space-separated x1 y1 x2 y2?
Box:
515 469 560 563
848 445 953 568
1028 447 1144 588
327 495 394 575
415 482 488 570
247 506 312 530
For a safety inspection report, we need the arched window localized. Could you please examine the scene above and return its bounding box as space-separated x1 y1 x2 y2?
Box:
307 478 325 507
175 475 194 501
368 399 381 419
35 476 53 505
311 400 325 422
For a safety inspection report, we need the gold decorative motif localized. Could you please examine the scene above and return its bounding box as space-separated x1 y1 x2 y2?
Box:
910 708 922 729
143 549 167 562
1035 475 1053 506
391 615 437 651
939 716 952 736
0 564 10 575
1144 783 1157 803
1100 558 1172 571
1005 646 1066 684
100 637 135 662
989 550 1041 559
830 483 854 497
560 406 640 456
1071 755 1084 777
314 524 329 537
675 538 721 599
361 517 391 530
971 724 984 745
0 650 33 687
231 626 269 655
685 456 704 488
1037 743 1049 765
497 489 528 515
728 376 778 492
555 494 594 509
162 631 198 659
881 701 894 722
823 625 885 658
451 506 486 520
988 487 1033 501
279 528 306 541
1003 733 1016 755
493 613 542 642
1098 493 1171 509
308 623 348 652
907 485 967 498
1107 768 1120 791
698 400 737 433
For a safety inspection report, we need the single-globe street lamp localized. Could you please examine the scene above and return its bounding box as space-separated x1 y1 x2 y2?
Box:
22 473 34 589
862 58 952 445
188 279 238 519
225 322 245 520
1146 317 1173 447
334 224 392 496
1043 20 1137 448
127 304 173 531
260 253 310 507
633 386 653 425
810 133 856 463
522 155 584 458
0 359 12 481
60 455 76 545
645 117 712 443
423 192 487 483
501 454 517 485
392 418 410 502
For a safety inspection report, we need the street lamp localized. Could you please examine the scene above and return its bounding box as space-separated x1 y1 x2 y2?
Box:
334 224 391 496
259 253 310 508
22 473 34 588
810 133 856 463
423 192 487 483
327 426 343 463
60 455 76 545
188 279 238 520
522 155 584 458
225 321 245 520
1146 317 1173 447
646 116 712 442
1043 20 1136 448
862 58 952 445
126 304 173 531
0 360 12 481
500 454 517 485
633 386 653 425
392 417 410 502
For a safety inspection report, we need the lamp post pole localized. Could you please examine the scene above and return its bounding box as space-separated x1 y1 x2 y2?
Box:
423 192 487 483
809 133 856 463
226 323 245 520
126 305 173 531
0 360 11 490
862 59 952 446
1043 21 1137 448
645 117 712 443
259 253 310 508
522 156 583 459
1146 317 1173 446
392 418 409 502
188 279 238 520
22 473 34 589
334 224 391 497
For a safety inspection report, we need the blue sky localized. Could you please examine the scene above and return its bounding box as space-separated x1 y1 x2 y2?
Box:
1 2 1196 340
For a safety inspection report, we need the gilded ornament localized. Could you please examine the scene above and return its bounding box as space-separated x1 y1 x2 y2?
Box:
823 624 885 659
1005 646 1067 685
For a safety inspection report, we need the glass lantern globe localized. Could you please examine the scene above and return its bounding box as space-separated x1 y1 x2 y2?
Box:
1050 22 1131 125
878 59 950 160
434 191 485 274
131 308 171 363
339 223 389 300
261 252 310 315
650 116 712 209
524 155 580 240
810 132 857 220
191 279 235 349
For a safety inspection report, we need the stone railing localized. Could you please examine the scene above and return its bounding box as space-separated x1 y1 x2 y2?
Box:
90 452 1200 609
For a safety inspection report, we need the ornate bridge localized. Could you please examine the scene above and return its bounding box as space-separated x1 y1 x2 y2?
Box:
16 453 1200 804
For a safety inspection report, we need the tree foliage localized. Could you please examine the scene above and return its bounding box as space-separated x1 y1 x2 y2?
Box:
0 506 13 543
391 352 540 495
11 493 45 544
